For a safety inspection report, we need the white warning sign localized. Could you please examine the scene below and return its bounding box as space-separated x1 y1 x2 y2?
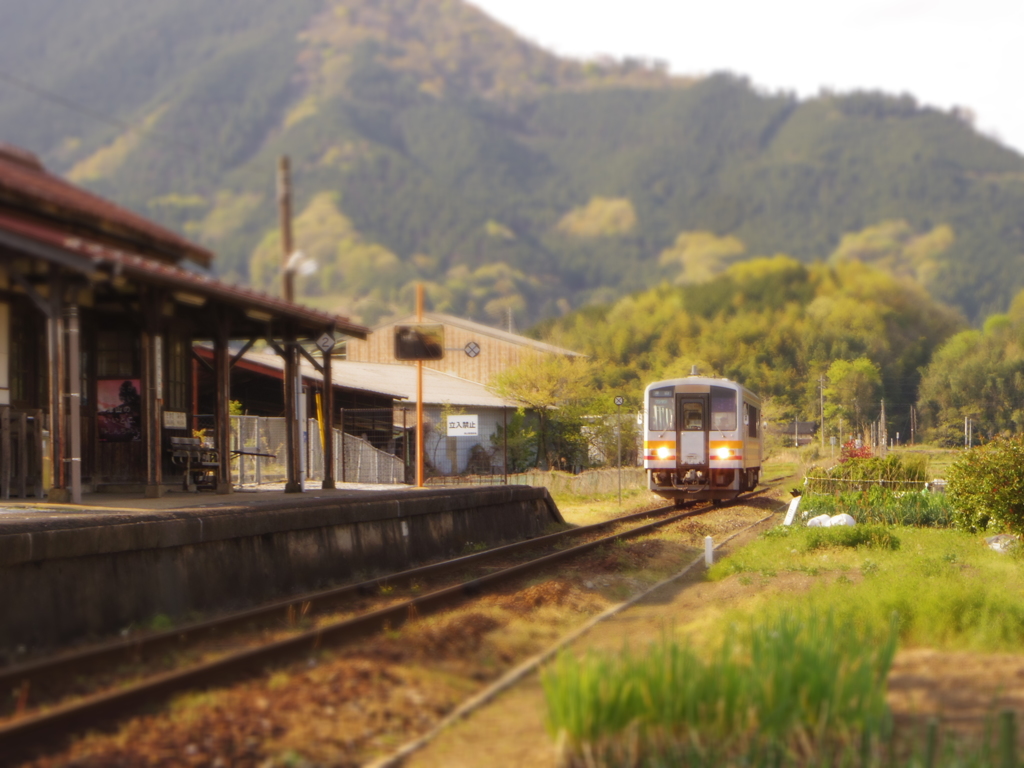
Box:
446 415 479 437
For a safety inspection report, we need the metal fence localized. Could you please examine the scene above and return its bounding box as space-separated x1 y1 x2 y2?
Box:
194 411 638 489
230 414 406 487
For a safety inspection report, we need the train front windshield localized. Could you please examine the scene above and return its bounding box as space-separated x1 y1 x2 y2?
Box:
648 389 675 431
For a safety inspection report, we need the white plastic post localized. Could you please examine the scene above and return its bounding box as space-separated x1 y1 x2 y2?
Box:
705 535 714 566
783 495 801 526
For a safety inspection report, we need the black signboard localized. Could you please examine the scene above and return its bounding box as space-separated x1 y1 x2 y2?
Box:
394 324 445 361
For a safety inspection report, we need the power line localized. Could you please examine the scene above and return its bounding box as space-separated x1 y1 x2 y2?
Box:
0 69 194 154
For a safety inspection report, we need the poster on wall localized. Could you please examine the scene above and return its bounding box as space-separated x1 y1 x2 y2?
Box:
97 379 142 442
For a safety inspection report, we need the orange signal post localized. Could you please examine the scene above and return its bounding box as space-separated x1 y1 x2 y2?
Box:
416 283 424 488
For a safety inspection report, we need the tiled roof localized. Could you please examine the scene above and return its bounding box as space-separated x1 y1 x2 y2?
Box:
0 212 367 338
0 143 213 267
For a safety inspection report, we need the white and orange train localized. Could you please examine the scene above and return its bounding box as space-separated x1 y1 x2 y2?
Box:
643 370 762 504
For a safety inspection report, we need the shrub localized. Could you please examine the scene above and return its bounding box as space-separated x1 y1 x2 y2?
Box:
947 434 1024 533
840 439 873 461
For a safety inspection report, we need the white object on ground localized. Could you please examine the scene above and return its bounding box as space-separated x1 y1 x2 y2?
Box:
986 534 1018 553
807 514 832 527
830 513 856 527
783 495 801 525
705 535 714 566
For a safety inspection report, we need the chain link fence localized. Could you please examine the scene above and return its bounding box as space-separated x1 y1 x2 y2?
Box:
192 413 409 487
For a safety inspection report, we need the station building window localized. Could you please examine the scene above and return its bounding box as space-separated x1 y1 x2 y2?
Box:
97 329 139 379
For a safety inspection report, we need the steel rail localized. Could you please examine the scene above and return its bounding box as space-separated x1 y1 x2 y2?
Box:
0 501 684 696
0 487 776 757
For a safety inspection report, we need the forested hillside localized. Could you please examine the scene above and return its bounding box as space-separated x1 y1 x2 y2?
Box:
533 257 964 440
2 0 1023 324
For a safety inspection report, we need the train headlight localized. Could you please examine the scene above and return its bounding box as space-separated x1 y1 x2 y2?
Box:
716 447 732 460
656 446 671 460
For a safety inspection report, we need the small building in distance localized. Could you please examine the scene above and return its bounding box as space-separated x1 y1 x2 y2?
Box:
344 312 584 385
772 421 819 447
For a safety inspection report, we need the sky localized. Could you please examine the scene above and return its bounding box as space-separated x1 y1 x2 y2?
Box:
471 0 1024 155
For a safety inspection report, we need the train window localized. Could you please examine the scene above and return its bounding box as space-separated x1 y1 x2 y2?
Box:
649 390 675 431
682 402 703 430
710 387 737 431
747 404 759 437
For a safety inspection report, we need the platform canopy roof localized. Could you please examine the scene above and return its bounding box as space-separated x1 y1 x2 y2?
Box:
0 143 367 340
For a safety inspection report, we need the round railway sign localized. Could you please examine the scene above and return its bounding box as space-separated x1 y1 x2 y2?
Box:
614 396 624 406
464 341 480 358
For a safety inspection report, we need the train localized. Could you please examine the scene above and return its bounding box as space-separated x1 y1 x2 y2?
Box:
643 369 762 504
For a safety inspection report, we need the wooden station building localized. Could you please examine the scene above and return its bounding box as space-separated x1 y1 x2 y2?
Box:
0 143 367 501
344 311 584 386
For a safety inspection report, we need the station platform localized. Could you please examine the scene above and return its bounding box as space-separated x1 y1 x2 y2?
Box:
0 484 563 653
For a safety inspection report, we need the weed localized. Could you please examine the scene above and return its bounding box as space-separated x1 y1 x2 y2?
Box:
147 613 173 632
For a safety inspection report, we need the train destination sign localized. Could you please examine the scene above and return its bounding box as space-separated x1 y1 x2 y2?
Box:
394 324 445 360
446 415 478 437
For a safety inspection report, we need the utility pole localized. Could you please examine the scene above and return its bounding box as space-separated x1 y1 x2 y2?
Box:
279 155 302 492
879 399 886 455
278 156 295 303
819 376 825 448
910 405 916 446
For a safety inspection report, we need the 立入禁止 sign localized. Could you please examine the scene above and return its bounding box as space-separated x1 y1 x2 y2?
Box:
446 415 478 437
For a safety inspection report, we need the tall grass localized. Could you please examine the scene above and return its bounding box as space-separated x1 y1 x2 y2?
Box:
543 611 898 767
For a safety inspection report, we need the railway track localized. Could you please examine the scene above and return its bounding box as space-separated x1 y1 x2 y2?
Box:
0 486 779 760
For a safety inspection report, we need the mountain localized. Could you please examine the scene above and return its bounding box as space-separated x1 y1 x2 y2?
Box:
2 0 1022 325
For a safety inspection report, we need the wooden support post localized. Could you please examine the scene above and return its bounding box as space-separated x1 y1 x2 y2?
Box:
283 329 301 493
322 338 335 489
65 301 82 503
416 283 424 489
47 269 69 502
213 313 232 494
17 411 27 499
339 407 345 483
0 406 9 499
32 409 43 498
141 329 161 498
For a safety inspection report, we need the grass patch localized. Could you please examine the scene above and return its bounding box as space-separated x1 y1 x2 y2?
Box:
544 611 897 766
555 487 664 527
712 525 1024 653
803 524 901 552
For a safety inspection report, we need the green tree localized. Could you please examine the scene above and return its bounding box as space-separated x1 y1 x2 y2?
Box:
490 409 537 473
490 356 595 469
918 289 1024 443
824 358 883 435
